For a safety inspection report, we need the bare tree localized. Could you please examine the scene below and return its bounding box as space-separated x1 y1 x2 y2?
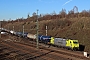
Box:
59 9 67 18
27 13 30 18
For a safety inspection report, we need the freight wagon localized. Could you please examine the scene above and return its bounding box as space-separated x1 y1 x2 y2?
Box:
15 32 28 37
38 35 52 44
27 33 36 39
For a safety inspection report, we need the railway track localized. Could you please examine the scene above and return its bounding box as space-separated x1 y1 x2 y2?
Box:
1 40 89 60
16 37 89 60
0 34 89 60
0 41 67 60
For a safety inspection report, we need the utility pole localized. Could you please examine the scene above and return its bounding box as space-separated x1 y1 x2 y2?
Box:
8 26 9 30
36 9 39 49
23 25 24 37
13 25 14 31
46 25 47 36
0 21 1 38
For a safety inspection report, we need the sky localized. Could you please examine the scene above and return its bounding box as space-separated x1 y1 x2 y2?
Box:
0 0 90 21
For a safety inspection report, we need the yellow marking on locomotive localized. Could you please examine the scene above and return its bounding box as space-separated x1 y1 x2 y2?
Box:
50 37 54 44
66 39 79 49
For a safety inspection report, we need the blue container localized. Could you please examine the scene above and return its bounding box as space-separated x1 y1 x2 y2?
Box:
15 32 28 37
16 32 22 36
38 35 51 43
22 32 28 37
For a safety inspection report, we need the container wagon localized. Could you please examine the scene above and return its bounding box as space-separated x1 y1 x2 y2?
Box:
27 33 36 39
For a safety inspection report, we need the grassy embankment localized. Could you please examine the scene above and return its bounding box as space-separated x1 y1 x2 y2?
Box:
4 17 90 53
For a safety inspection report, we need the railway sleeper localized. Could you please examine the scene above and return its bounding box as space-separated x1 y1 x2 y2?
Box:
0 51 21 60
26 51 52 60
0 47 9 52
17 54 35 60
0 50 19 56
5 53 28 60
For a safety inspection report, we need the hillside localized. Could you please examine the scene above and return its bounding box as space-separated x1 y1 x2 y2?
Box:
3 17 90 53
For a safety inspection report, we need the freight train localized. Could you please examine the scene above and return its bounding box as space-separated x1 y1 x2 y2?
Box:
0 28 79 50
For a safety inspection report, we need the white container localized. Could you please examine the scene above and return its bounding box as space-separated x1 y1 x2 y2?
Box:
10 30 14 34
84 52 87 57
1 32 6 34
27 33 36 39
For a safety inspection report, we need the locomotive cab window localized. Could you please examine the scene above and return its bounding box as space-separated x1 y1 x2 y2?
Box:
73 41 78 44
